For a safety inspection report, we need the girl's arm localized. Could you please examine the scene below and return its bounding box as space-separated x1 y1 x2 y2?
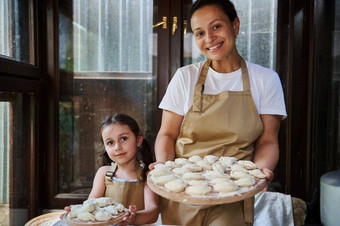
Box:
63 166 109 213
120 181 159 225
88 166 110 198
154 110 183 162
253 114 282 187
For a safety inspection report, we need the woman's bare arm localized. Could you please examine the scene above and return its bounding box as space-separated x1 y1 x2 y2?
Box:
253 114 282 183
154 110 184 162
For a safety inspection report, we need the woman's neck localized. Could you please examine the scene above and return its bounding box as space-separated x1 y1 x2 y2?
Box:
210 54 242 73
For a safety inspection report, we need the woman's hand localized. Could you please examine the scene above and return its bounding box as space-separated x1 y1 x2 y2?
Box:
260 167 274 192
119 205 137 226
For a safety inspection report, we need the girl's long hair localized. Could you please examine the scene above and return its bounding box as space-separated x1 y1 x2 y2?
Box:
98 114 154 181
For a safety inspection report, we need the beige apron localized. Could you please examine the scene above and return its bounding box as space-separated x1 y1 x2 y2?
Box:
161 59 263 226
105 163 145 210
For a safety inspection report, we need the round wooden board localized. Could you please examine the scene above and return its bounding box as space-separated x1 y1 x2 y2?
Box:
61 210 129 226
25 211 65 226
147 173 267 205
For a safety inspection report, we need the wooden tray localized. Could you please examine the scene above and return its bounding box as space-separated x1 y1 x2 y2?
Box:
147 173 267 205
25 211 65 226
61 210 129 226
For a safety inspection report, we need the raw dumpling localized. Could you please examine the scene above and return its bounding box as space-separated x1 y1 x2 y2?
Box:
69 205 82 218
188 155 203 163
230 171 253 179
103 205 119 215
204 155 219 165
209 177 231 185
153 163 170 170
83 198 96 205
182 172 205 180
150 168 172 178
230 164 248 173
165 161 181 169
80 203 95 213
164 179 187 192
238 160 257 170
248 169 266 179
183 163 203 172
172 167 191 176
204 170 229 179
175 158 190 165
185 185 212 196
196 160 212 170
115 203 125 212
77 212 95 221
94 197 115 207
219 156 237 167
187 180 209 186
212 162 226 173
155 174 178 186
213 181 238 193
235 177 256 187
94 210 112 221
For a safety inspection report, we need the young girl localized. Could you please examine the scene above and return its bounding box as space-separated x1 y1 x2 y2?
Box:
85 114 159 225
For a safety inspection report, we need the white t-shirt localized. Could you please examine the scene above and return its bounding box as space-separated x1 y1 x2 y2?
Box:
159 61 287 119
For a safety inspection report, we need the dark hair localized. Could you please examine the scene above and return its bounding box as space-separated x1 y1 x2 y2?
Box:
98 114 154 181
190 0 238 22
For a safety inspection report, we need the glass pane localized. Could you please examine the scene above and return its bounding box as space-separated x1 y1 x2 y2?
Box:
0 102 9 225
183 0 278 70
0 0 34 64
0 92 36 226
58 0 157 195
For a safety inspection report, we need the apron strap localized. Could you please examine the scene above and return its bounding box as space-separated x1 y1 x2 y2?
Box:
105 163 117 178
240 59 250 92
193 59 211 112
105 162 143 182
193 58 250 112
243 197 254 224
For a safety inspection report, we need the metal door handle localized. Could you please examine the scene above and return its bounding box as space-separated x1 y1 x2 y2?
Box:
153 17 167 29
183 20 187 36
172 17 178 35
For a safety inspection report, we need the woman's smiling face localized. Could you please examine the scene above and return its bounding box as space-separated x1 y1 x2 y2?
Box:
101 123 142 165
191 4 240 62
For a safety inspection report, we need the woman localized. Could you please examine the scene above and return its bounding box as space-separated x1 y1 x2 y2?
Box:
154 0 286 225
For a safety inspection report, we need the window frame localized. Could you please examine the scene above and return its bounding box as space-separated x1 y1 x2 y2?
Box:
0 0 40 78
0 0 42 220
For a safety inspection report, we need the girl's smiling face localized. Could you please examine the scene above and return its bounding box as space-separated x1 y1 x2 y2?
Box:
191 4 240 62
101 123 143 165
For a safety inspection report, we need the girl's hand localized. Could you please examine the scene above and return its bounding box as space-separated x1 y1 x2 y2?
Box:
260 168 274 192
64 205 71 212
148 161 164 170
118 205 137 226
60 205 71 219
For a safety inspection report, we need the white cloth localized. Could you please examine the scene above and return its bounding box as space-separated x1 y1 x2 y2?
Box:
159 61 287 119
254 192 294 226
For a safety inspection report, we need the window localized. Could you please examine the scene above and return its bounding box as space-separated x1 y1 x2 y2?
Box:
0 102 9 225
57 0 156 195
0 92 37 226
0 0 39 223
0 0 35 64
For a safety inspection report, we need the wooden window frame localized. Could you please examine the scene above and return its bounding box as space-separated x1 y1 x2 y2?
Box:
0 0 42 220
